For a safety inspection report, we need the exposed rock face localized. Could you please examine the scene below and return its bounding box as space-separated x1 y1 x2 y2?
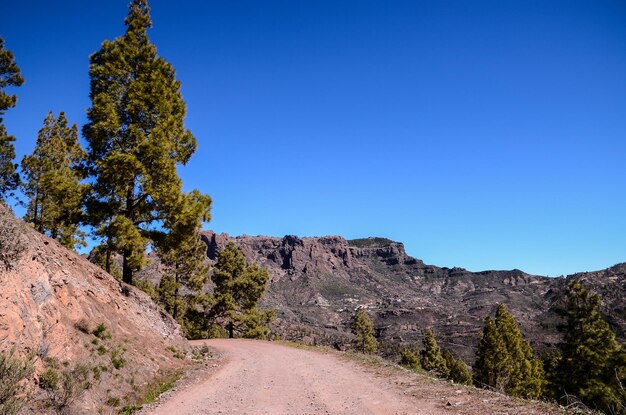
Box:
201 231 625 361
0 208 190 414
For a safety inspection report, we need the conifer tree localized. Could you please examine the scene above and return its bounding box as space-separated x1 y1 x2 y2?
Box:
400 349 421 370
553 280 626 414
441 349 472 385
209 243 273 339
352 306 378 354
474 316 507 390
156 190 211 322
21 112 88 249
474 304 544 399
0 38 24 201
420 329 448 376
83 0 202 284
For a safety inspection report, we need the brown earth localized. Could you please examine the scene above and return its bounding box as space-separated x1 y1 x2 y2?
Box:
0 207 191 414
142 339 565 415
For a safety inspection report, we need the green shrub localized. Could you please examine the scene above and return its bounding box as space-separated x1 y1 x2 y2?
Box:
0 207 26 271
110 348 126 370
39 362 91 412
38 367 60 390
92 323 111 340
0 350 34 415
400 350 421 370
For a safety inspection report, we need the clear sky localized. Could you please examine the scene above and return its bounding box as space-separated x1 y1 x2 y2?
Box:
1 0 625 276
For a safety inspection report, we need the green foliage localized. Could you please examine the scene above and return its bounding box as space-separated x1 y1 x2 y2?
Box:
551 280 626 414
0 206 26 271
352 307 378 354
474 304 544 399
21 111 88 249
92 323 111 340
0 38 24 201
209 243 273 339
110 348 126 370
347 237 394 248
83 0 208 285
419 329 448 376
39 361 92 412
119 370 181 415
154 190 211 324
442 349 472 385
0 350 34 415
400 349 421 371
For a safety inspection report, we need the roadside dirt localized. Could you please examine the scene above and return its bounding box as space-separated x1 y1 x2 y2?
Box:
143 339 565 415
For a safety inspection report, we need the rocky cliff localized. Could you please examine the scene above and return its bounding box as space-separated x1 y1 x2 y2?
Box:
0 207 191 414
201 231 626 361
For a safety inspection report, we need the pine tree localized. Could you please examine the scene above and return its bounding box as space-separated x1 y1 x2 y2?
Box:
474 304 544 399
155 190 211 323
553 280 626 414
495 304 544 398
400 349 421 370
83 0 201 284
210 243 273 339
352 306 377 354
420 329 448 376
0 38 24 201
442 349 472 385
474 316 508 390
21 112 88 249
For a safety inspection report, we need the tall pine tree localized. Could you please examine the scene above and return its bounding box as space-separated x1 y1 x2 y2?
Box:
474 304 544 399
553 280 625 414
0 38 24 201
83 0 202 284
210 243 273 339
21 112 88 249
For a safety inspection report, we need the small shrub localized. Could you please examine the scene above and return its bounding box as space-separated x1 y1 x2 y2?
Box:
105 396 120 407
74 318 90 334
0 350 34 415
97 345 107 356
92 323 110 340
400 350 421 370
0 207 26 271
92 366 102 381
110 348 126 370
38 367 60 390
40 362 92 412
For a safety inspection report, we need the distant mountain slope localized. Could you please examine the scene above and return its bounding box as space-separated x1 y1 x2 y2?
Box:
200 231 625 361
0 207 190 414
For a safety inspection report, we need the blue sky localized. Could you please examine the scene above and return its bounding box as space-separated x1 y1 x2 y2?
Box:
1 0 625 276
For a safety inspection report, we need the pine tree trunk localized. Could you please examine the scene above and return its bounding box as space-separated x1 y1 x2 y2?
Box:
228 321 234 339
122 249 132 285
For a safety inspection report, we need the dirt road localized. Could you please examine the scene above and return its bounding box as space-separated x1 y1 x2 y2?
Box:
146 339 443 415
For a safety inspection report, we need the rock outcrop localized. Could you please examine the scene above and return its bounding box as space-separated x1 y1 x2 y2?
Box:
199 231 625 361
0 207 190 414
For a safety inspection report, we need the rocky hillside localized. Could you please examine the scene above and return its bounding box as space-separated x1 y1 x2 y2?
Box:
200 231 626 361
0 207 191 414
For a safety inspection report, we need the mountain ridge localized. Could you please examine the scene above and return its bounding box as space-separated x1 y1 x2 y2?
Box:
196 230 625 361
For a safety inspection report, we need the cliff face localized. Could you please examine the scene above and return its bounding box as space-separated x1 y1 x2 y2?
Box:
0 208 190 414
201 231 625 361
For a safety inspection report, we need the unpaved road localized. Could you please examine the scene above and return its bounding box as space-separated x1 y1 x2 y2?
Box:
146 339 443 415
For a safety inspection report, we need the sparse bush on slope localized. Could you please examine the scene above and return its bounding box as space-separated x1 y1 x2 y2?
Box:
0 350 34 415
0 206 26 271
